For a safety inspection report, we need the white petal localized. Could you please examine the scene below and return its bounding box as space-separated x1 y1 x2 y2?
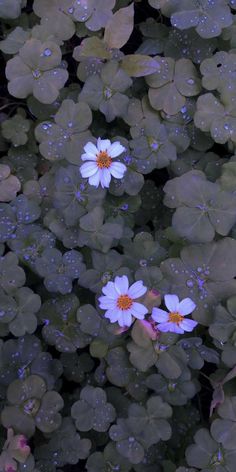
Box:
110 162 127 179
151 308 169 323
97 137 111 151
107 141 126 158
156 322 172 333
105 309 119 323
179 318 198 332
118 310 132 327
128 281 147 299
98 296 116 309
102 281 118 299
83 142 98 157
164 294 179 312
168 323 184 334
100 168 111 188
81 153 96 161
88 170 101 188
131 302 148 319
178 298 196 316
80 161 98 178
157 322 183 334
114 275 129 295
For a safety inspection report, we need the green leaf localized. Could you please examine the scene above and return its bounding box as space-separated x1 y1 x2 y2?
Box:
73 37 111 61
121 55 161 77
104 3 134 49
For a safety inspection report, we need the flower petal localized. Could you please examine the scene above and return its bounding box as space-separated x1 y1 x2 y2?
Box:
128 280 147 299
110 162 127 179
102 281 118 298
151 308 169 323
179 318 198 332
81 153 96 161
157 322 184 334
104 309 119 323
83 142 98 157
114 275 129 295
118 310 132 327
97 137 111 152
164 294 179 312
178 298 196 316
98 296 116 309
100 168 111 188
80 161 98 178
107 141 126 158
88 170 101 188
131 302 148 319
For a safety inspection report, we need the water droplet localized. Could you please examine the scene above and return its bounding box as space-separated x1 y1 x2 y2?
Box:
43 48 52 57
186 279 194 288
139 259 147 267
187 78 195 85
32 69 41 79
68 6 74 13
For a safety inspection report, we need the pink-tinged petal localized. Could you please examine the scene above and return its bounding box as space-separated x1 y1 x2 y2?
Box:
179 318 198 332
114 275 129 294
98 296 116 309
102 281 118 299
107 141 126 158
178 298 196 316
151 308 169 323
137 319 159 340
81 153 96 161
80 161 98 177
110 162 127 179
83 141 98 157
105 309 119 323
97 137 111 151
88 170 101 188
131 302 148 319
100 168 111 188
128 280 147 299
164 294 179 312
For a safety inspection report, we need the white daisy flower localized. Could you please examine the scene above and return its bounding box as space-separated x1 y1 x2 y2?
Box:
151 294 197 334
98 275 148 328
79 137 127 189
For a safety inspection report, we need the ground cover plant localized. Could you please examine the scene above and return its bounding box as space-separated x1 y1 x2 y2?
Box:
1 0 236 470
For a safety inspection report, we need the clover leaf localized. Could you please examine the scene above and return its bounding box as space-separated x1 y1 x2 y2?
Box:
79 60 132 122
1 109 31 147
163 170 236 242
35 248 86 294
170 0 232 39
1 374 64 437
6 39 68 104
146 57 201 115
34 99 92 163
72 0 115 31
71 385 116 432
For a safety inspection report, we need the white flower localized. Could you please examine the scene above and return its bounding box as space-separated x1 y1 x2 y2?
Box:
151 294 197 334
79 137 127 189
98 275 148 328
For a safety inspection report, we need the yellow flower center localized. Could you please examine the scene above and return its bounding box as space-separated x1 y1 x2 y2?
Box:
117 294 133 311
96 151 112 169
169 312 184 324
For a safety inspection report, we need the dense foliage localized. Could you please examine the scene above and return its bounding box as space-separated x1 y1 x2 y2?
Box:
1 0 236 471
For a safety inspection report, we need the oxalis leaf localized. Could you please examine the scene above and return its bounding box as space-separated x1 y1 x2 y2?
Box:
121 55 161 77
104 3 134 49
